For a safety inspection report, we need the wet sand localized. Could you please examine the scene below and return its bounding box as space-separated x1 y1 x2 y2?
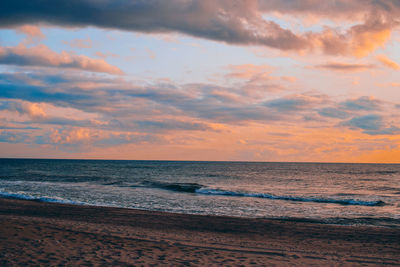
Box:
0 198 399 266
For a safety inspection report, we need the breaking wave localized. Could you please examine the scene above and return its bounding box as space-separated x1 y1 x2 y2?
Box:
143 182 385 207
141 181 203 193
195 188 385 206
0 191 83 205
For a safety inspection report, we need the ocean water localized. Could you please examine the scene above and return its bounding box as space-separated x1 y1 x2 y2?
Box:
1 159 400 227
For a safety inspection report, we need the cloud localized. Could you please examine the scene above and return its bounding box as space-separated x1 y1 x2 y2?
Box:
364 127 400 135
0 71 283 125
317 108 349 119
1 71 399 143
377 54 400 70
314 62 375 72
18 102 46 118
1 0 398 56
226 64 273 79
342 114 399 135
339 96 382 111
0 100 47 118
13 24 46 45
0 125 39 130
260 1 398 56
63 37 92 49
96 51 119 59
224 64 290 97
44 127 163 147
258 0 371 17
0 44 123 74
343 114 383 131
16 25 45 39
94 133 161 146
265 94 326 112
0 130 30 143
0 0 310 51
134 120 213 131
50 127 93 144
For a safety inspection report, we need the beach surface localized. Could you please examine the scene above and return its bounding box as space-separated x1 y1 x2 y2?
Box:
0 198 399 266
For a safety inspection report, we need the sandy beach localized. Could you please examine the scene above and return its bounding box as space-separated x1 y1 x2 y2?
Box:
0 198 399 266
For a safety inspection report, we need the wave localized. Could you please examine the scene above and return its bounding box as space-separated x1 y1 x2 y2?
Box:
0 191 83 205
141 181 203 193
195 188 385 206
140 181 386 207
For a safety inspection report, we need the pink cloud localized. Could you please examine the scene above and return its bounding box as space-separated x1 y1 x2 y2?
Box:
14 25 46 45
2 100 47 119
95 51 119 59
0 44 123 74
224 64 290 97
16 25 45 39
63 37 92 48
226 64 273 80
50 128 95 144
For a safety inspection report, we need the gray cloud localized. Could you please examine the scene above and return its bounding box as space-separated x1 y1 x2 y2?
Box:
314 62 375 72
1 71 399 140
339 96 382 111
265 94 325 112
0 0 309 51
317 107 349 119
107 119 214 132
343 114 383 130
258 0 400 17
94 134 162 146
341 114 400 135
1 0 398 55
0 72 289 126
363 127 400 135
0 130 30 143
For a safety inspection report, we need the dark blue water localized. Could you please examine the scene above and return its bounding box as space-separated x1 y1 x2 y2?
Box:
1 159 399 226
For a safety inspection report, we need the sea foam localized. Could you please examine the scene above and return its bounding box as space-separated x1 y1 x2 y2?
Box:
0 191 83 205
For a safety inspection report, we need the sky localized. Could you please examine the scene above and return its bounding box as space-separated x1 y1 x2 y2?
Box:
0 0 400 163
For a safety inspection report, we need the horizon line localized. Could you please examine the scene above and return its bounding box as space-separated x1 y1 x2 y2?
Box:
1 157 399 165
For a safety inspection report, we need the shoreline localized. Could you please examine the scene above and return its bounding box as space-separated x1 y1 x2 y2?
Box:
1 194 398 228
1 198 400 266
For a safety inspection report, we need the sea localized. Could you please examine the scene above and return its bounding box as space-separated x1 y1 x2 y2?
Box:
1 159 400 227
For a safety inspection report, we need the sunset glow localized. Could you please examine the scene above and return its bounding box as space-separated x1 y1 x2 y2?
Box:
1 0 400 162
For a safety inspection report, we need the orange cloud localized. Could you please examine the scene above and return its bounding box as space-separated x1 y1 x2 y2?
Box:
351 28 391 58
377 54 400 70
315 21 392 58
50 128 95 144
2 100 48 119
24 102 47 118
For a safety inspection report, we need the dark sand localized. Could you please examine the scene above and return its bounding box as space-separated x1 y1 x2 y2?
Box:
0 198 399 266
